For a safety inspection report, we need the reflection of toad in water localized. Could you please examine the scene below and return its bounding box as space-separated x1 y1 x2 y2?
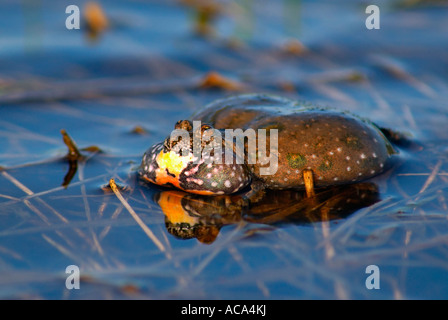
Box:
155 183 380 244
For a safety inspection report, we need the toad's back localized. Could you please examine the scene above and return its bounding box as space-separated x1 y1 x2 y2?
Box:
194 94 397 189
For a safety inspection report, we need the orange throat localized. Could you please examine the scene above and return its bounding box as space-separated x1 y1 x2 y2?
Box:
145 150 219 195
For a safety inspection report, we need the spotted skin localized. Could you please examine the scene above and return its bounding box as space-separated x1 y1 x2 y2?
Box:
243 111 395 188
140 94 398 194
140 134 251 195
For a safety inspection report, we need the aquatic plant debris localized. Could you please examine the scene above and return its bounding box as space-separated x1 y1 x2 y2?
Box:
60 129 82 188
61 129 82 161
130 125 149 135
180 0 223 36
109 178 167 254
84 1 109 39
60 130 102 187
282 39 307 56
199 71 245 91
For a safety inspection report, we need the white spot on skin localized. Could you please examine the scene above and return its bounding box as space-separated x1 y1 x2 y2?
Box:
187 178 204 185
295 170 299 174
337 147 342 152
346 156 351 161
318 176 323 180
329 151 334 156
347 166 351 172
211 181 218 187
149 165 154 172
360 153 366 159
358 172 362 176
206 173 212 179
231 172 235 177
284 178 288 182
311 154 317 159
207 163 212 169
189 164 200 175
334 177 339 181
238 177 242 181
371 170 376 174
380 163 384 168
372 153 377 158
304 143 309 147
224 180 231 188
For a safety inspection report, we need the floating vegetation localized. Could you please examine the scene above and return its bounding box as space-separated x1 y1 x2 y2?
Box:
60 129 103 188
130 125 149 135
84 1 109 40
61 129 82 162
199 71 245 91
282 39 307 56
180 0 223 36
